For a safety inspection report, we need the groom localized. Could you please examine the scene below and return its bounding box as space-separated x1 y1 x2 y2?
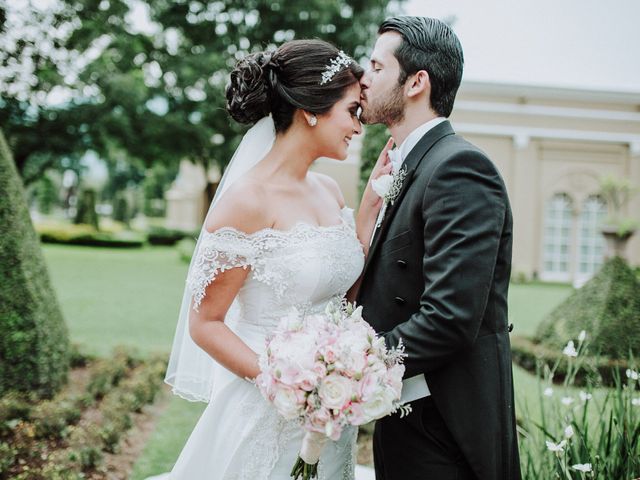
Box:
357 16 521 480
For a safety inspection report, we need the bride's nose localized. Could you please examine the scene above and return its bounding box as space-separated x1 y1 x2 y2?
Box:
352 117 362 135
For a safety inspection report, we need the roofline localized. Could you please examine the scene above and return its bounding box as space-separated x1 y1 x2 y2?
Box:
459 80 640 105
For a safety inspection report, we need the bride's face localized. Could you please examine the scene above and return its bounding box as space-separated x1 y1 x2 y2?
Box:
316 83 363 160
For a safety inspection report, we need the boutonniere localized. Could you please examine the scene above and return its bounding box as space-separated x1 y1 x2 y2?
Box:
371 166 407 206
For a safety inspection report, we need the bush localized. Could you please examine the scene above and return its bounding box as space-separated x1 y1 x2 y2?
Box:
112 192 130 225
36 222 145 248
147 226 191 246
74 189 99 229
30 398 82 439
86 350 131 400
0 129 70 398
176 237 197 263
0 441 17 474
0 392 32 424
535 257 640 359
359 124 391 196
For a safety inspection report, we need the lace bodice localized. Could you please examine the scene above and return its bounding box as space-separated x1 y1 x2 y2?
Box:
187 207 365 330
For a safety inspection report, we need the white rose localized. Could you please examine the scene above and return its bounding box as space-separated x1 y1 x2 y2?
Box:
318 374 353 410
273 386 303 419
362 387 396 421
371 174 394 198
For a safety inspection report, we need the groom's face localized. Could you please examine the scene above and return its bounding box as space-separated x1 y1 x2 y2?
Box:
359 32 406 126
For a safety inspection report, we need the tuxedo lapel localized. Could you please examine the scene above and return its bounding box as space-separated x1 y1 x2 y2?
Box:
362 121 455 277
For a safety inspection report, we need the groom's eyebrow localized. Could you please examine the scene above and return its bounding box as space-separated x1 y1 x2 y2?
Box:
370 58 383 67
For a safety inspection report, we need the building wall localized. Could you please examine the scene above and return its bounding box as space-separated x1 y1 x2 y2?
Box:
316 81 640 285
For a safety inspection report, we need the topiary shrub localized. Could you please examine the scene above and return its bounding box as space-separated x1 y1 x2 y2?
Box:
535 256 640 359
74 189 99 229
0 129 70 398
112 192 130 225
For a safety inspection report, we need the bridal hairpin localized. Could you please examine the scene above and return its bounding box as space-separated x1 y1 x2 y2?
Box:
320 51 353 85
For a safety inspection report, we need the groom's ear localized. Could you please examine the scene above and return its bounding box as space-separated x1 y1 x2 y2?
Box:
406 70 430 99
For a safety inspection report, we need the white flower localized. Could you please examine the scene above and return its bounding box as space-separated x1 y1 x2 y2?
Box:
318 374 353 410
544 387 554 397
572 463 592 473
564 425 574 439
362 387 397 421
632 397 640 406
563 340 578 358
579 391 593 402
273 387 304 419
546 440 567 453
561 396 574 406
578 330 587 342
371 174 394 198
626 369 639 380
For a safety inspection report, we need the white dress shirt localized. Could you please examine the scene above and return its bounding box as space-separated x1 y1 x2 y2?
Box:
370 116 447 404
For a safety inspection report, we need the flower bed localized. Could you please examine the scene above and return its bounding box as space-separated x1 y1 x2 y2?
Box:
0 348 166 479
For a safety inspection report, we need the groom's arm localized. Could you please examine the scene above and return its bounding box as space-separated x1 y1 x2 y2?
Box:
384 149 506 379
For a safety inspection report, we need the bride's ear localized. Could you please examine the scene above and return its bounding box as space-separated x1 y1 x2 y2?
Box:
301 110 318 127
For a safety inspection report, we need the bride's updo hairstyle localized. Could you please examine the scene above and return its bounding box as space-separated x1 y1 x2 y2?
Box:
226 39 364 132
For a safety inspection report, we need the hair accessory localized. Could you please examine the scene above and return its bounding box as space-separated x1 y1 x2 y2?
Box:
320 51 353 85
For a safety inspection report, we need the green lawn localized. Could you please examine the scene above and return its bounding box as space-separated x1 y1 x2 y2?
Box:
42 244 575 478
43 244 189 357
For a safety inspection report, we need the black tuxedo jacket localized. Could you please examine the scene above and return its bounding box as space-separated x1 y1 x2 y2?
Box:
358 121 521 479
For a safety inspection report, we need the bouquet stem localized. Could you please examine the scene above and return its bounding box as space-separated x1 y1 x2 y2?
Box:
290 431 328 480
290 455 318 480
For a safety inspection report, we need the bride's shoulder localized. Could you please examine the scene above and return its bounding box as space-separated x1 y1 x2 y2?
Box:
310 172 345 208
204 178 273 235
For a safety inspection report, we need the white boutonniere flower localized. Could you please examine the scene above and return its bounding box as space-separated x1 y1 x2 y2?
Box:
371 166 407 207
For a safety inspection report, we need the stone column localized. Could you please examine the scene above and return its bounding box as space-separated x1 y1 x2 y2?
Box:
510 134 540 279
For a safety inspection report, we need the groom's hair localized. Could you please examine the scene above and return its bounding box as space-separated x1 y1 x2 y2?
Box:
379 16 463 118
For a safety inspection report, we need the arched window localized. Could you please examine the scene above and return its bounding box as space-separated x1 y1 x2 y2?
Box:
542 193 573 281
577 195 607 278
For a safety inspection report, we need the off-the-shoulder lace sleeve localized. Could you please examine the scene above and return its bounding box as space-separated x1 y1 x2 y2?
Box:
186 228 255 310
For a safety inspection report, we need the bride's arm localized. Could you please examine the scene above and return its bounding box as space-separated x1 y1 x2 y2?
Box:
347 138 394 302
355 136 394 256
189 181 270 381
189 267 260 380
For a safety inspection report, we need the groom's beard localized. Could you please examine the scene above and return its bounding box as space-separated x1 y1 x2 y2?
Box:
360 83 405 127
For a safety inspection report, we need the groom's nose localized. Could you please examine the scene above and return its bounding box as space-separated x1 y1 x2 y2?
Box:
360 71 371 89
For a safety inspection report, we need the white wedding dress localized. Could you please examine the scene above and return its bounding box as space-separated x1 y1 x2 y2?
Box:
159 206 365 480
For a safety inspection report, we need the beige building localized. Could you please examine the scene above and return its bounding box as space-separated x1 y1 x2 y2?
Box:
315 80 640 286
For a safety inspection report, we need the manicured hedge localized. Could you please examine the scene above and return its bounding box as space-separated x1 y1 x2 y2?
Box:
0 129 70 398
147 226 194 246
535 256 640 359
36 224 145 248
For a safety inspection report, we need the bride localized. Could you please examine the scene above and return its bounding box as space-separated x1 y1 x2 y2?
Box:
161 39 393 479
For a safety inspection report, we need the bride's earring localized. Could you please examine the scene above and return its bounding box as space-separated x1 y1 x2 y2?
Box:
308 115 317 127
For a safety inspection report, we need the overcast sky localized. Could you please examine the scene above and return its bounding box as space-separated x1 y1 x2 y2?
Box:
401 0 640 93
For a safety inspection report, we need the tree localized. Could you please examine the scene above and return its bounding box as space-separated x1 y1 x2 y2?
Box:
0 128 70 397
1 0 404 185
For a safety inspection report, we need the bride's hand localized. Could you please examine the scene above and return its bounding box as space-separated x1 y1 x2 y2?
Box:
360 137 395 213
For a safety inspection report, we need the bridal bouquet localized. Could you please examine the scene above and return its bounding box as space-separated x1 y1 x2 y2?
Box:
256 301 408 480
